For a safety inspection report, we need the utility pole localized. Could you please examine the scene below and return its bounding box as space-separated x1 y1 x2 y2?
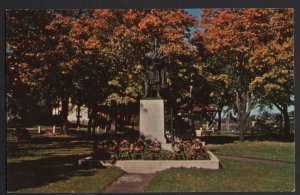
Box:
227 112 230 132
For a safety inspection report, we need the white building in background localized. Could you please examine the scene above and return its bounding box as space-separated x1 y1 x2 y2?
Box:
52 99 89 125
67 104 89 125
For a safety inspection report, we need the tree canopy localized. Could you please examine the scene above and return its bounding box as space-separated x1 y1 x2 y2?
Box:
6 8 294 140
192 8 294 140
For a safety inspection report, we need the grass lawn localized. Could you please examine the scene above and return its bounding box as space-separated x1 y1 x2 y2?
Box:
7 133 93 163
12 167 124 193
7 130 124 192
207 140 295 163
7 129 295 192
145 159 295 192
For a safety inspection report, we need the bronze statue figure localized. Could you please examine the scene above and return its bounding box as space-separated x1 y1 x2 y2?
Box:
144 39 168 97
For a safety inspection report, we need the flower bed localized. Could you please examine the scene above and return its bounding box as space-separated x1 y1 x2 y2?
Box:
89 137 220 172
93 138 211 161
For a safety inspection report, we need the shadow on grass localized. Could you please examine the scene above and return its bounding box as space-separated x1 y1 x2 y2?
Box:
201 133 294 145
7 137 93 160
201 136 239 145
7 134 102 191
7 154 104 191
246 133 294 142
7 130 139 163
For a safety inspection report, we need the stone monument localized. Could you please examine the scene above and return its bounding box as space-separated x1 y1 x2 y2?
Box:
140 39 168 144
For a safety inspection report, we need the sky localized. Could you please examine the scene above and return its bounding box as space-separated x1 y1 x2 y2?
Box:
184 9 201 19
183 9 202 34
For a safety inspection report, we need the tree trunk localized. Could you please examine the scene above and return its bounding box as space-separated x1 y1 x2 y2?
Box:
87 104 97 135
110 118 116 132
105 114 110 133
217 108 222 131
92 105 97 136
279 113 283 130
235 91 252 142
282 105 290 136
87 107 92 135
274 103 290 137
76 103 81 126
131 114 135 131
110 105 117 133
92 123 96 135
60 98 69 134
119 114 124 131
238 115 247 141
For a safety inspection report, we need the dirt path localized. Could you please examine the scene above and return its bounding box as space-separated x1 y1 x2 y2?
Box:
103 173 155 192
217 154 295 168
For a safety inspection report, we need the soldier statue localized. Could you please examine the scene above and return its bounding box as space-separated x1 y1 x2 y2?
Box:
144 39 168 97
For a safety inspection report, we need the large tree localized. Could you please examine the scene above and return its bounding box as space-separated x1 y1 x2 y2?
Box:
39 10 82 134
191 35 236 130
98 9 197 131
66 10 118 134
6 10 56 125
6 9 198 135
197 8 289 141
249 8 294 136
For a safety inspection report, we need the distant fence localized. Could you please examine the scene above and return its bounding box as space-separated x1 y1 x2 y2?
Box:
219 123 239 132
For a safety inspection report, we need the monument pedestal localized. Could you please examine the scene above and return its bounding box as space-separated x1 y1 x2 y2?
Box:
139 98 165 144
